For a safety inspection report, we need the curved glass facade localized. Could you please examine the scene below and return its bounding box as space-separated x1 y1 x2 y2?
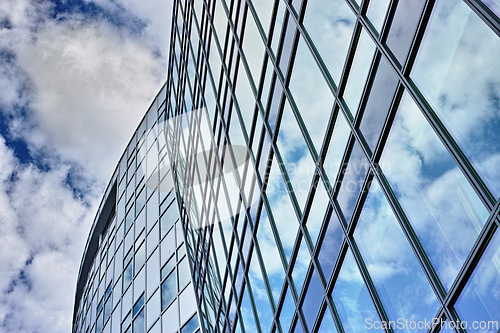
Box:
74 0 500 333
72 87 201 333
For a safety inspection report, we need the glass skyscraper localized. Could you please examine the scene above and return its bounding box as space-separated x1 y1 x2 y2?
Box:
74 0 500 333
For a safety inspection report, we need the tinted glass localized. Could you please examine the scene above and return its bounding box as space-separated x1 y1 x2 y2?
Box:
358 56 399 152
335 140 369 224
354 180 440 331
276 100 315 213
455 228 500 329
380 93 489 290
342 29 376 116
289 36 334 154
366 0 391 33
332 248 383 333
411 0 500 198
386 0 426 64
303 0 356 84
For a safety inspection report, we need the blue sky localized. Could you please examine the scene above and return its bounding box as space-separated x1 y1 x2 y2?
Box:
0 0 172 331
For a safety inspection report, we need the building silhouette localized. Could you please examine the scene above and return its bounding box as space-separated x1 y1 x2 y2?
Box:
74 0 500 333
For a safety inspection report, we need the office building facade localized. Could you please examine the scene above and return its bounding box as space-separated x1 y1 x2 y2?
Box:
74 0 500 332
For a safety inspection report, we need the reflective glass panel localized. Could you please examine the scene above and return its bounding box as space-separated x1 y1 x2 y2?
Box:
276 100 315 213
379 92 489 290
133 294 144 317
317 308 338 333
255 207 286 304
302 269 323 330
366 0 391 33
289 36 334 153
161 271 177 310
335 140 369 224
342 29 376 116
162 300 179 333
354 180 440 331
251 0 273 37
181 315 199 333
240 286 258 332
234 70 255 139
291 237 310 293
324 111 351 186
279 285 295 332
455 228 500 330
386 0 426 64
266 156 299 262
178 258 191 290
305 179 329 247
318 209 343 281
332 248 383 333
358 56 399 152
242 11 265 86
411 0 500 197
303 0 356 84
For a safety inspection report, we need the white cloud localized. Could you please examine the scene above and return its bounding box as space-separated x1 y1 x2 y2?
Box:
14 18 165 181
0 1 172 332
0 137 100 332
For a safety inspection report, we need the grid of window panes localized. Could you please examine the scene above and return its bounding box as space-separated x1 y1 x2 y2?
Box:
165 0 500 332
73 88 201 333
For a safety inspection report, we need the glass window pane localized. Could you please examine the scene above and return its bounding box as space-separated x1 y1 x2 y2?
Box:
289 36 334 153
353 180 440 331
181 315 199 333
386 0 426 64
179 285 197 325
271 1 286 56
342 28 376 116
359 56 399 152
277 10 296 73
255 207 286 304
335 140 369 224
240 286 259 332
161 228 176 266
234 69 255 139
411 0 500 197
455 228 500 329
291 237 310 293
135 243 145 274
146 291 161 330
251 0 273 37
242 11 265 86
162 299 179 333
302 269 324 330
303 0 356 84
276 100 315 213
279 286 295 333
178 257 191 290
161 271 177 310
123 261 133 290
324 111 351 186
146 195 159 233
379 92 489 290
366 0 391 33
266 156 299 262
146 248 160 299
305 179 329 247
318 308 338 333
318 209 343 281
248 249 274 332
332 248 383 333
133 294 144 317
